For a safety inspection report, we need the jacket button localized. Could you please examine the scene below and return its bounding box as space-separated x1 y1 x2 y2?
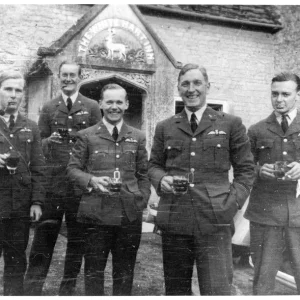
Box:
95 150 98 154
168 146 171 149
283 139 288 142
68 116 72 119
69 152 72 155
283 151 287 155
55 122 57 125
190 183 194 187
68 128 72 132
191 168 195 172
192 138 196 142
116 143 119 146
10 134 13 138
191 152 195 156
27 139 31 143
261 146 265 149
116 154 120 158
83 121 86 124
217 144 221 148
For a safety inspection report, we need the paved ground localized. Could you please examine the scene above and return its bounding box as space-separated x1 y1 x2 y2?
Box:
0 223 297 296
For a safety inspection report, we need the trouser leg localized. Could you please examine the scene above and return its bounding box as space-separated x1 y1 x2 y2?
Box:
161 233 194 295
250 222 284 295
111 218 142 296
59 198 84 296
24 194 63 295
285 227 300 294
195 226 233 295
84 224 112 296
3 217 30 296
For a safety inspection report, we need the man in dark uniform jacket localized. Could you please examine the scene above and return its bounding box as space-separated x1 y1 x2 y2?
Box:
245 72 300 295
67 83 151 295
148 64 254 295
0 70 45 295
24 61 101 295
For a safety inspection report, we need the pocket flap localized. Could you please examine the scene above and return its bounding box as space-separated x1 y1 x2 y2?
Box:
52 117 66 126
164 140 183 151
256 139 274 149
126 182 140 193
203 138 229 150
205 182 231 197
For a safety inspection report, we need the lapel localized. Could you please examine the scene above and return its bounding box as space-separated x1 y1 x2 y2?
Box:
194 107 217 136
11 113 27 133
117 122 133 142
285 110 300 136
55 95 69 114
266 112 283 136
69 93 84 115
175 110 193 136
95 120 115 142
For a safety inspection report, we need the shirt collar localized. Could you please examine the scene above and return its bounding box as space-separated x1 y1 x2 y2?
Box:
61 91 79 105
274 108 297 125
0 111 19 125
102 117 123 135
185 104 207 124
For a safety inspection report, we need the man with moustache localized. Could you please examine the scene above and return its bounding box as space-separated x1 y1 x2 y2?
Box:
245 72 300 295
24 61 101 295
67 83 151 295
0 70 45 295
148 64 254 295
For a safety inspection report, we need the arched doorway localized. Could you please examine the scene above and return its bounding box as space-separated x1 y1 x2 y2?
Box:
79 75 146 130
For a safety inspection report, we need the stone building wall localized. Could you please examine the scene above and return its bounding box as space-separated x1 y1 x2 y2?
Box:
274 6 300 74
0 4 90 72
144 15 275 128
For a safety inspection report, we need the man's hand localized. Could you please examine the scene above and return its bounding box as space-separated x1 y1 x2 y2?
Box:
47 132 62 144
259 163 276 179
30 205 42 222
0 153 9 168
89 176 110 193
285 162 300 180
160 176 174 193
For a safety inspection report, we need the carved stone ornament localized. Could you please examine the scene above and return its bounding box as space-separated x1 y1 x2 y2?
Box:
78 19 155 66
81 68 151 89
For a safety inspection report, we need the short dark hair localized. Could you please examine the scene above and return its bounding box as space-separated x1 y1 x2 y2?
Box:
58 60 81 76
178 64 209 83
0 70 24 88
100 83 128 100
272 72 300 91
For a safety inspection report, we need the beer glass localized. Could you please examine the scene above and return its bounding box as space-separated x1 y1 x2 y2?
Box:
6 150 20 175
109 170 122 194
274 161 291 180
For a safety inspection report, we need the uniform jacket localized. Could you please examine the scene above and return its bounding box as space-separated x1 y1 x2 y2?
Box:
67 120 151 225
245 110 300 227
0 113 46 218
148 107 254 235
38 93 101 195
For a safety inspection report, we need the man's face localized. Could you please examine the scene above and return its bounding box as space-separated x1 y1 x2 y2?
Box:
178 69 210 111
100 89 129 125
0 78 24 114
271 80 300 114
58 64 81 96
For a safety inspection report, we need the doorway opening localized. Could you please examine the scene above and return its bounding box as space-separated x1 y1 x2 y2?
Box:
79 77 145 130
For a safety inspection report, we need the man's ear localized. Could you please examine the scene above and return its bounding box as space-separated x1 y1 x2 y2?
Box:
99 100 103 109
296 90 300 101
206 82 211 94
125 100 129 110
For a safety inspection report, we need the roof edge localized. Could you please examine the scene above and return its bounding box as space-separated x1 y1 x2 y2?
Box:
37 4 108 57
138 5 283 34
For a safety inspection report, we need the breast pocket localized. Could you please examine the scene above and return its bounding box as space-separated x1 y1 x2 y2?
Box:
51 117 67 132
73 113 90 130
90 147 109 170
256 139 274 163
203 138 230 169
164 140 183 168
123 143 138 170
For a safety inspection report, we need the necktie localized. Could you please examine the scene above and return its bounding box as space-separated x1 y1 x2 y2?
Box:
67 97 72 111
190 113 198 133
9 114 15 131
281 114 289 133
112 126 118 141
